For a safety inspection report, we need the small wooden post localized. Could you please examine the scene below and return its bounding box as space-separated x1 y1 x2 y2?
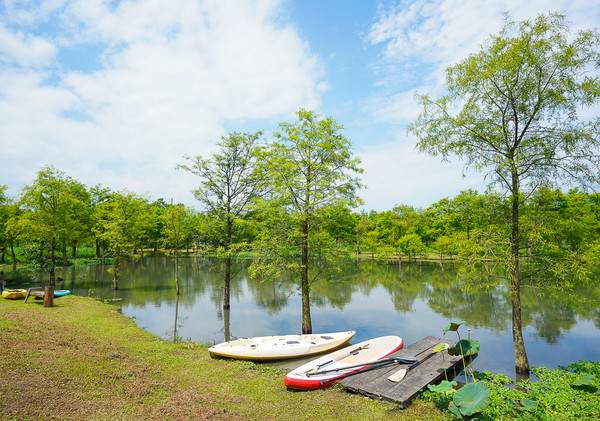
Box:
43 285 54 307
44 266 55 307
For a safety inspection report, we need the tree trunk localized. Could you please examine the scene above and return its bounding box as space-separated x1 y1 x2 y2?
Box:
95 240 100 258
223 215 232 310
398 245 402 268
10 243 16 270
43 285 54 307
301 217 312 334
113 253 120 290
224 256 231 309
45 236 56 308
173 293 180 342
510 172 530 374
175 239 180 296
71 241 76 259
224 307 231 342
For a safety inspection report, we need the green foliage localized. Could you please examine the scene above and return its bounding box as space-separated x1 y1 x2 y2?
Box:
449 382 491 418
398 233 426 261
448 339 480 357
426 363 600 420
429 321 490 419
249 109 363 333
13 166 92 272
428 380 457 394
179 131 264 250
485 363 600 420
409 11 600 374
571 374 595 389
443 321 465 335
162 204 195 251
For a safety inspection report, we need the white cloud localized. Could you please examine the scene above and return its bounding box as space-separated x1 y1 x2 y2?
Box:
358 137 486 211
0 0 324 206
369 0 600 69
367 0 600 111
355 0 600 210
0 23 57 66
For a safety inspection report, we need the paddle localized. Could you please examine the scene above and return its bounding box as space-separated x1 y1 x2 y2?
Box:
303 343 371 374
305 356 417 377
387 350 437 382
318 358 404 385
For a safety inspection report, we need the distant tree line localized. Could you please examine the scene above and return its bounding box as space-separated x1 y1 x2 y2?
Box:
2 170 600 274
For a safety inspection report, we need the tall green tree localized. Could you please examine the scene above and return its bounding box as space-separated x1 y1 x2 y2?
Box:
89 184 113 260
0 185 11 265
179 131 264 309
148 199 168 254
163 203 194 295
409 13 600 373
98 190 149 290
355 214 375 256
16 166 90 305
251 109 363 334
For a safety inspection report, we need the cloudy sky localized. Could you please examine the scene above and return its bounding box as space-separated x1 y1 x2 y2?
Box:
1 0 599 211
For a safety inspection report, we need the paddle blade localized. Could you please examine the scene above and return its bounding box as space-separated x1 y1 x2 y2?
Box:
387 368 407 382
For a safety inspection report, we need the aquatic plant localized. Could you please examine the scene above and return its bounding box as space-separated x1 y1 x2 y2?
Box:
428 320 490 420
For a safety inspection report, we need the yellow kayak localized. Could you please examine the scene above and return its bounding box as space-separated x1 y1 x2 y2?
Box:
2 289 27 299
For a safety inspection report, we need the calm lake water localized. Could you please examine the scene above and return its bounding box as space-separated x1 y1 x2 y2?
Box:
9 256 600 379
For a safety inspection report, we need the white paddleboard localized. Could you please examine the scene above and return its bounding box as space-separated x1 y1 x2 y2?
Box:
208 331 355 360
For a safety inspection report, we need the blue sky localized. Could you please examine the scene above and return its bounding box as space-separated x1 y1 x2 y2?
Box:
1 0 599 211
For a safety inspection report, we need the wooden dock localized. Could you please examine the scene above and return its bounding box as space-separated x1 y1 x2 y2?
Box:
338 336 475 408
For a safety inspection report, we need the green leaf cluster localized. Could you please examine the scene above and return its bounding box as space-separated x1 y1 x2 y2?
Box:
425 362 600 420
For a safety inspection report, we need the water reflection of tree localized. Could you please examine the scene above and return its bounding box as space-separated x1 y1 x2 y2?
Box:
15 256 600 349
311 279 354 309
310 259 359 309
426 280 510 333
252 277 293 315
523 286 582 345
362 260 423 313
355 260 594 347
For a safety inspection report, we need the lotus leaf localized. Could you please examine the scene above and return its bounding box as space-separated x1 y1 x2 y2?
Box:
571 374 595 387
443 321 465 335
452 382 490 416
428 380 457 394
448 338 480 356
448 401 462 418
518 399 538 411
432 343 449 353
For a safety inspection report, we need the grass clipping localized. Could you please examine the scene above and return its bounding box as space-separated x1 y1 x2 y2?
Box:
0 296 445 421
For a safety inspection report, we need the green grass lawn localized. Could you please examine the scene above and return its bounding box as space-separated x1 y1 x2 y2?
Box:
0 295 448 420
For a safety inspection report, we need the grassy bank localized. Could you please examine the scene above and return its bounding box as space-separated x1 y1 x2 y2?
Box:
0 296 448 421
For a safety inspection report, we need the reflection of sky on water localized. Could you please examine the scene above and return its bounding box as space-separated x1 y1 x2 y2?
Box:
14 257 600 379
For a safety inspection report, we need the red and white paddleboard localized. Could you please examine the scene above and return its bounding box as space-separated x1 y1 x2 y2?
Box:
283 335 404 390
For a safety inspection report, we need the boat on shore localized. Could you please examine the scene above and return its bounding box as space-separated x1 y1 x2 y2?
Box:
284 335 404 390
208 331 356 360
54 290 71 298
2 289 27 299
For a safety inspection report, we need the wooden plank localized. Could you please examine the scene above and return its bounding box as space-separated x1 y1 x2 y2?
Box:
24 287 44 303
339 336 476 408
